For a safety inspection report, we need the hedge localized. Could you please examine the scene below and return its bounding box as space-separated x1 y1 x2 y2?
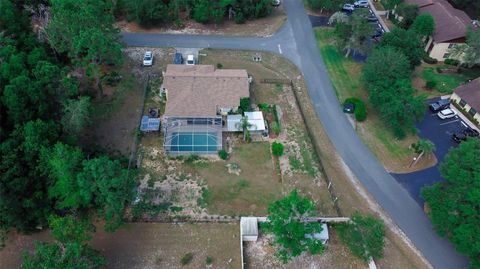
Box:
345 97 367 122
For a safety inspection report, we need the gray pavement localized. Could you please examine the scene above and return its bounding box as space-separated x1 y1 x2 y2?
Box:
121 1 469 267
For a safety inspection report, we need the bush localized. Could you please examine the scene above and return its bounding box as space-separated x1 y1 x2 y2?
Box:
206 256 213 265
216 63 223 69
344 97 366 122
180 253 194 265
239 97 251 113
174 18 184 28
423 56 438 64
258 102 271 112
271 141 284 157
218 149 228 160
426 80 437 89
234 12 246 24
444 58 460 66
271 121 281 135
436 66 443 73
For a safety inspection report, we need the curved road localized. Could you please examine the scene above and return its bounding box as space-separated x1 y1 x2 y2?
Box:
122 1 468 268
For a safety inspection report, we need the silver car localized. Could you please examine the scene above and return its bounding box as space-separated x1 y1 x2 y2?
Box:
143 51 153 66
437 108 457 119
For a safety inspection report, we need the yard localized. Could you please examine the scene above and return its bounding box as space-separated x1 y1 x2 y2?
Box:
314 28 437 173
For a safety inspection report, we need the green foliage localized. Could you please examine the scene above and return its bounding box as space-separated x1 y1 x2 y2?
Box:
271 121 281 135
271 141 285 157
395 3 418 29
272 104 281 134
234 11 246 24
258 102 271 113
381 0 402 10
362 47 411 86
444 58 460 66
288 156 303 171
218 149 229 160
264 190 324 263
180 252 194 265
416 138 435 156
216 63 223 69
194 0 211 23
378 28 424 67
409 14 435 37
206 256 214 265
333 10 374 57
423 55 438 64
305 0 344 11
61 96 91 136
240 97 251 112
421 139 480 268
449 28 480 68
345 97 366 122
337 212 385 262
426 80 437 89
197 187 211 208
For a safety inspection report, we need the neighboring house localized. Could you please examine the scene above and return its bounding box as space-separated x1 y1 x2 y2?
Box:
450 77 480 123
402 0 472 61
162 64 249 155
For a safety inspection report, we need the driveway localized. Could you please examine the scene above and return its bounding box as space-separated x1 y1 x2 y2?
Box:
392 98 468 205
121 1 469 267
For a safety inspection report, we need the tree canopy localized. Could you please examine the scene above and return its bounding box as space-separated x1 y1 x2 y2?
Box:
305 0 344 12
264 189 324 263
378 28 424 67
333 9 375 57
421 138 480 268
409 14 435 38
450 28 480 67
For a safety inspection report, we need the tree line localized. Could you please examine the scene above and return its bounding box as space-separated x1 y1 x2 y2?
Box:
1 0 132 267
117 0 274 26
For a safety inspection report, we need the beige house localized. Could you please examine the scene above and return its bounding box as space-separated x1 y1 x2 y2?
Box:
161 64 249 155
450 77 480 123
403 0 472 61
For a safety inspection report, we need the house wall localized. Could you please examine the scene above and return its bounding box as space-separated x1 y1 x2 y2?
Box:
429 43 452 61
450 93 480 122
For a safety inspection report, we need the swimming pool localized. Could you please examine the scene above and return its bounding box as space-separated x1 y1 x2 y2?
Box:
169 132 220 153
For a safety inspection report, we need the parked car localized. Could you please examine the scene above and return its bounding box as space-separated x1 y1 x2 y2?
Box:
437 108 457 119
143 51 153 66
342 4 355 12
272 0 281 6
429 99 450 112
452 132 467 143
186 54 195 65
343 102 355 113
173 53 183 64
354 0 369 7
463 127 480 137
367 15 378 22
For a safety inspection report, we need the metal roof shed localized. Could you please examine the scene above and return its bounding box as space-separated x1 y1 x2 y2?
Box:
227 114 242 132
140 116 161 132
240 217 258 241
244 111 265 132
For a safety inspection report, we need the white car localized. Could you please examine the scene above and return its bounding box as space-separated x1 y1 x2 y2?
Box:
272 0 281 6
437 108 457 119
186 54 195 65
342 4 355 12
143 51 153 66
354 0 369 8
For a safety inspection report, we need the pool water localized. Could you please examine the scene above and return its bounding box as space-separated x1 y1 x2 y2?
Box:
169 132 219 153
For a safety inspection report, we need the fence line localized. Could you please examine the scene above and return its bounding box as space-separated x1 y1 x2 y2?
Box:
260 78 292 84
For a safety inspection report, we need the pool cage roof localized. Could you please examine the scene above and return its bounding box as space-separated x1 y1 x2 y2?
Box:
163 117 223 155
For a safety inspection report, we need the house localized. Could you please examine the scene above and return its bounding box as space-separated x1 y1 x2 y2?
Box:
162 64 249 155
403 0 472 61
450 77 480 123
240 217 258 241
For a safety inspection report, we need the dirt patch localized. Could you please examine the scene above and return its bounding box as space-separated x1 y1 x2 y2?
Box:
116 7 286 37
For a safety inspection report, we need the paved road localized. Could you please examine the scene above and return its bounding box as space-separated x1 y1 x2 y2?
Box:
121 1 468 267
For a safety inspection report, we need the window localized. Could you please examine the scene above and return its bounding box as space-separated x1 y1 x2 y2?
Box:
469 108 477 116
459 99 467 107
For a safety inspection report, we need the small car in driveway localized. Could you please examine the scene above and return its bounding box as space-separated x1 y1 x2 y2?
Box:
463 127 480 137
429 99 450 112
452 132 467 143
354 0 369 7
437 108 457 119
186 54 195 65
173 53 183 64
143 51 153 66
342 4 355 12
366 15 378 22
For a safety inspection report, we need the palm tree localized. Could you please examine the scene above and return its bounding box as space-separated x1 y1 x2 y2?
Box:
235 116 255 142
417 139 436 159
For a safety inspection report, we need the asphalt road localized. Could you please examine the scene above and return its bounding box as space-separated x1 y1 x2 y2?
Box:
121 1 469 267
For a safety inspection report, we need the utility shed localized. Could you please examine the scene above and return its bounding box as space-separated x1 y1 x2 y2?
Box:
305 223 330 244
244 111 265 132
140 116 161 132
240 217 258 241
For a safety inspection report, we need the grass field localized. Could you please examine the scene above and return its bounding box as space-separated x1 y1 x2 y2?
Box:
417 65 480 94
314 27 436 173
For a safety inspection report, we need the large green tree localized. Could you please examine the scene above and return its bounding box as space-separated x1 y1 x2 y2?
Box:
306 0 344 12
334 9 374 57
264 189 324 263
450 29 480 68
409 13 435 38
362 46 411 87
421 139 480 268
61 96 91 136
396 3 418 29
338 212 385 262
378 27 424 67
21 215 105 269
47 0 123 93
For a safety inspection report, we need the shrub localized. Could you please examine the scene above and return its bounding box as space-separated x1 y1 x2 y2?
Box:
216 63 223 69
436 66 443 73
174 18 184 28
423 55 438 64
271 141 284 156
184 155 200 164
206 256 213 265
218 149 228 160
426 80 437 89
345 97 366 122
234 12 246 24
444 58 460 66
271 121 281 135
239 97 251 113
258 102 271 112
180 253 194 265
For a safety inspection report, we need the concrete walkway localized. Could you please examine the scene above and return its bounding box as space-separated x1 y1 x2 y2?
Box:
121 1 469 267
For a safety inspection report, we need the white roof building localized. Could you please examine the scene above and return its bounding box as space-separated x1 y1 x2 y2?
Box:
244 111 265 132
240 217 258 241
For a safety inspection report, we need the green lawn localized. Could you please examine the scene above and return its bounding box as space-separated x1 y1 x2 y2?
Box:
422 67 468 94
313 27 418 172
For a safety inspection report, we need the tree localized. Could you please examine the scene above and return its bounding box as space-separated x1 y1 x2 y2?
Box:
235 116 253 142
421 139 480 268
194 0 210 23
306 0 343 12
21 215 105 269
124 0 169 26
362 46 411 87
334 10 374 57
409 14 435 38
61 96 91 136
396 3 418 29
264 189 324 263
378 28 424 67
416 138 435 159
337 212 385 262
450 28 480 67
46 0 123 93
271 141 284 157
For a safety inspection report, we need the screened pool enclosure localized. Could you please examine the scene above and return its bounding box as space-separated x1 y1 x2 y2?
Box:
163 117 223 155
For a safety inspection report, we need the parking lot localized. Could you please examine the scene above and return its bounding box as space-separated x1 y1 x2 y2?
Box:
392 97 474 205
